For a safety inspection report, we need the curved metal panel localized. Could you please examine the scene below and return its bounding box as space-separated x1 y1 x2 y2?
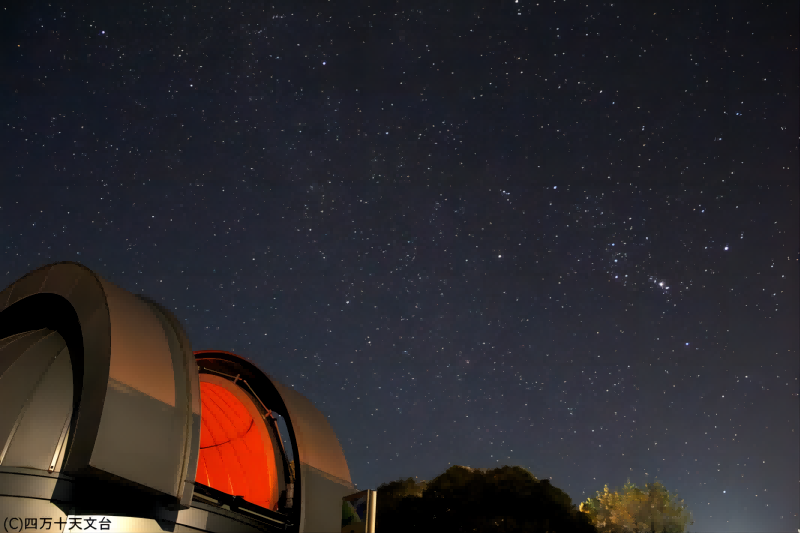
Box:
139 296 201 507
0 330 49 377
0 329 67 465
0 262 112 476
2 337 73 471
0 262 200 507
198 373 280 510
194 351 355 533
89 280 183 496
268 380 352 485
88 280 197 499
100 281 177 406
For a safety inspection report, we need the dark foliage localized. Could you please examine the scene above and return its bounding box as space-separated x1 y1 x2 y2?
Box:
377 465 598 533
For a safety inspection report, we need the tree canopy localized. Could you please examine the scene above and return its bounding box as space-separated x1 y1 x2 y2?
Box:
376 465 597 532
579 479 694 533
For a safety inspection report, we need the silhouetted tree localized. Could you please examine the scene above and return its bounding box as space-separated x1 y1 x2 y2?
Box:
377 465 598 532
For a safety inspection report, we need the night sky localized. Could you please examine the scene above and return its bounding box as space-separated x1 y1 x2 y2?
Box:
1 1 798 531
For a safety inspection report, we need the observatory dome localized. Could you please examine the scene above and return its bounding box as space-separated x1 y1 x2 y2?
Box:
0 262 357 533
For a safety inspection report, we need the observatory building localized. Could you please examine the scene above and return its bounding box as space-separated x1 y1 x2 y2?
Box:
0 262 368 533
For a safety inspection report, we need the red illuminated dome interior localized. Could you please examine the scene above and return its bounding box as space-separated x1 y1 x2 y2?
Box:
196 381 279 509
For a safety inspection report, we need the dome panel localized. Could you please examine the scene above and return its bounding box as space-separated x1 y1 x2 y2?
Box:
198 380 279 510
0 329 67 466
0 330 35 354
269 380 352 484
4 269 52 308
0 262 201 508
91 375 189 496
103 281 176 407
194 351 358 533
2 341 72 471
141 297 200 502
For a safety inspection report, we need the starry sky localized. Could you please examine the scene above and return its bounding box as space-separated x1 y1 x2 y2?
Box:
1 1 798 531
